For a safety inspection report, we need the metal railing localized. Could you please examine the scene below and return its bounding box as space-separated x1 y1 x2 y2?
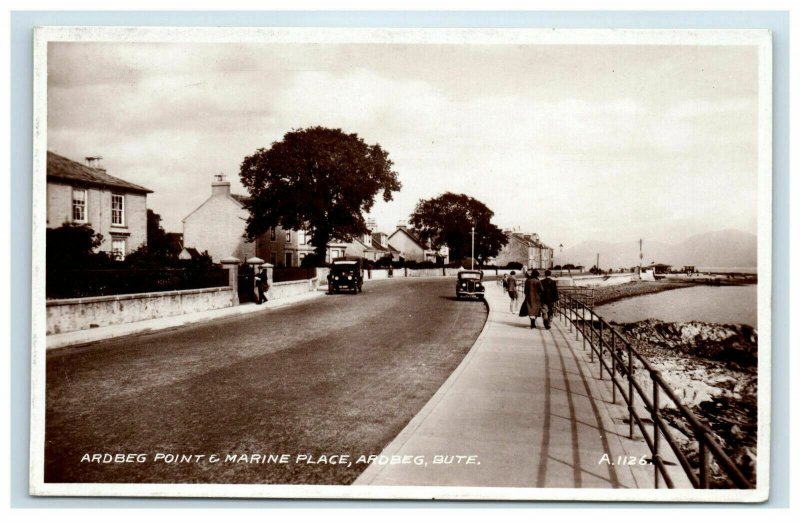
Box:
559 292 753 489
558 286 595 308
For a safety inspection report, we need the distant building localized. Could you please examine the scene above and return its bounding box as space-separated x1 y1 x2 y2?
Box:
387 224 450 264
46 151 152 260
494 230 554 270
182 175 257 263
343 219 398 262
371 231 401 262
256 218 395 267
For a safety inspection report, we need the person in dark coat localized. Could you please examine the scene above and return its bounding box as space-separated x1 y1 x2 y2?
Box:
255 267 269 304
523 270 544 329
540 269 559 329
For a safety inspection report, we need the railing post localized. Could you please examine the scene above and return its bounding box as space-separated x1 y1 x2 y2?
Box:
628 342 634 439
581 304 586 351
611 332 617 404
698 435 709 488
589 313 594 362
652 376 661 489
574 299 579 340
598 320 604 379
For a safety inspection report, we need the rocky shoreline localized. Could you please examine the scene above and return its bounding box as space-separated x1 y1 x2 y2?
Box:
593 284 758 488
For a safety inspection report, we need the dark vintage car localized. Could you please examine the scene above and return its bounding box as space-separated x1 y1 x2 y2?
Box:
456 270 485 300
327 257 364 294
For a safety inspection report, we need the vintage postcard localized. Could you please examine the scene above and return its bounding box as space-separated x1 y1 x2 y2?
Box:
30 27 772 501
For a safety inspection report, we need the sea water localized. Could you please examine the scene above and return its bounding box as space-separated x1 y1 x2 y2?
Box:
594 285 757 327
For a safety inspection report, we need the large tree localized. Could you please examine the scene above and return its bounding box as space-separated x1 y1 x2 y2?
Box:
409 192 508 263
46 223 109 268
239 126 401 262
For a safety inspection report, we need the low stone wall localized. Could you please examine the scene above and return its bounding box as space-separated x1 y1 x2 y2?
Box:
268 278 319 300
46 286 235 335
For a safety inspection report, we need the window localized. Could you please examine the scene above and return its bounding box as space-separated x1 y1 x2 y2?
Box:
111 194 125 226
111 238 126 261
270 228 276 241
285 230 291 242
285 252 293 267
72 188 87 222
297 230 306 245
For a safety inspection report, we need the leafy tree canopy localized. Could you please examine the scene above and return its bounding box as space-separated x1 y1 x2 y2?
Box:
46 223 111 268
239 126 401 261
409 192 508 263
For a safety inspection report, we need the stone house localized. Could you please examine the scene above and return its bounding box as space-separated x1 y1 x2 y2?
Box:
182 175 257 263
494 231 554 270
387 224 450 264
46 151 152 260
257 227 393 267
256 225 346 267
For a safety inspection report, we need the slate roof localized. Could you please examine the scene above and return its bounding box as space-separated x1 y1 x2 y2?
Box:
230 194 250 205
371 233 393 253
510 232 552 250
47 151 152 194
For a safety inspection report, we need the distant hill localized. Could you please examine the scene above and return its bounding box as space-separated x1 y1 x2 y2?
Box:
554 229 757 269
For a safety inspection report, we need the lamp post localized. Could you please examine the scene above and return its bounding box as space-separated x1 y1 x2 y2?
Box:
471 226 475 270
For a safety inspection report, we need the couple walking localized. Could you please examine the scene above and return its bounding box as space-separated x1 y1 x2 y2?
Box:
508 269 559 329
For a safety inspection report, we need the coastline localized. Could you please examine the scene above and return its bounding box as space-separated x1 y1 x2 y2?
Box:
587 280 758 487
591 280 695 306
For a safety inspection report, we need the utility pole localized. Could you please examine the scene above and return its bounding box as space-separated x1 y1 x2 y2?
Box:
471 226 475 270
596 253 600 274
639 238 643 273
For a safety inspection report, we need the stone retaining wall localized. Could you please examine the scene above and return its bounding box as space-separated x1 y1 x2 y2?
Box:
46 287 235 335
268 278 319 301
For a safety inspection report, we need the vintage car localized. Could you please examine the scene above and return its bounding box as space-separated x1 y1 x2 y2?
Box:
327 257 364 294
456 270 485 300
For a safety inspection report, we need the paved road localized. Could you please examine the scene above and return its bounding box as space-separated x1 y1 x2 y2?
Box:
44 278 487 484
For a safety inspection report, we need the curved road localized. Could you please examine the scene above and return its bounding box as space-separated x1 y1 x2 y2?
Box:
45 277 487 484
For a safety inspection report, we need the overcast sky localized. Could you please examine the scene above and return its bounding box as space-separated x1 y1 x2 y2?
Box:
47 41 760 248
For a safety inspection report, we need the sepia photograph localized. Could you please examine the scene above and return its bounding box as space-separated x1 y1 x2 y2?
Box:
29 27 772 501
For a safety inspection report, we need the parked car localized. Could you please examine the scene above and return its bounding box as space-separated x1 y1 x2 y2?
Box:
456 270 485 300
328 257 364 294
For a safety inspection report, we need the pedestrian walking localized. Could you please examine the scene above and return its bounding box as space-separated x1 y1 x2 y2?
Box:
540 269 559 329
501 273 509 293
256 266 269 304
506 271 518 313
521 269 544 329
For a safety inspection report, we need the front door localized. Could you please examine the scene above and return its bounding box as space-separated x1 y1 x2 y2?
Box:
285 252 293 267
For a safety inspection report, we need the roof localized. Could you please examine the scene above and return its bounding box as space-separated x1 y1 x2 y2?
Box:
509 232 552 250
178 246 202 260
47 151 152 194
388 227 428 250
230 194 250 205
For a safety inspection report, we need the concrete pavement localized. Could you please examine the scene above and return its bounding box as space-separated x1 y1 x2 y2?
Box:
355 282 689 489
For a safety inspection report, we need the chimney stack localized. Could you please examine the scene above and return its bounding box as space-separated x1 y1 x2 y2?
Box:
85 156 105 171
212 173 231 197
